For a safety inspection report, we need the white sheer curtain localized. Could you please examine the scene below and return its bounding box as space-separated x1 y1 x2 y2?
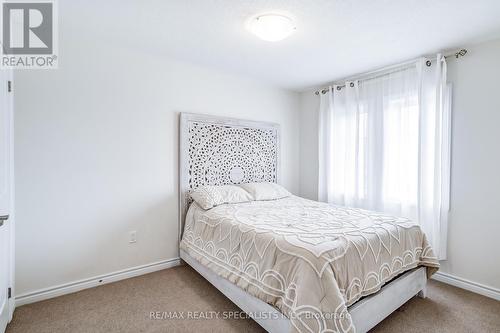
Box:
318 55 451 259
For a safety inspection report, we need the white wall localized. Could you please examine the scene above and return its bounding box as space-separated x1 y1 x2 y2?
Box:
14 24 300 295
298 38 500 290
439 39 500 289
298 91 319 200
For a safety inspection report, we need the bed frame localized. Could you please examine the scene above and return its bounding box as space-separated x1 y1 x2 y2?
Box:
178 112 427 333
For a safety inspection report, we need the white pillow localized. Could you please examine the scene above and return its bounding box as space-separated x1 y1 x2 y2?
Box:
190 185 253 210
239 182 291 201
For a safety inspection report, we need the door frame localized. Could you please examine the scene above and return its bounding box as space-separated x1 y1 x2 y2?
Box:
1 69 15 324
7 70 14 322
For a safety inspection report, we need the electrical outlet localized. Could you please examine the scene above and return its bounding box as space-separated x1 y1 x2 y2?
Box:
129 231 137 243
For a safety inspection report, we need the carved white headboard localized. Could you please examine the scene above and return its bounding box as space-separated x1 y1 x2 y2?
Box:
178 113 280 242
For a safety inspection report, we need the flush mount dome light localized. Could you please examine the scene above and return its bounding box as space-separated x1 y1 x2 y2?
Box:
248 14 296 42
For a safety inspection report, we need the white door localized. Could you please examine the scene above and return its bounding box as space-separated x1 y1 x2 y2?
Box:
0 70 14 332
0 218 9 332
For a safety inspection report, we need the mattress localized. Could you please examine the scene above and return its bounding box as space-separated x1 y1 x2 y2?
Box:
180 196 439 333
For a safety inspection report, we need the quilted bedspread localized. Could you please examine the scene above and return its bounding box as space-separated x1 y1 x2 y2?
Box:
180 196 439 333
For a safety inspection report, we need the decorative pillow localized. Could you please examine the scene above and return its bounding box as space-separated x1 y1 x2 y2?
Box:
190 185 253 210
239 182 291 201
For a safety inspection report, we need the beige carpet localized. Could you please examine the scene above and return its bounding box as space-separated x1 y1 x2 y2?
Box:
7 266 500 333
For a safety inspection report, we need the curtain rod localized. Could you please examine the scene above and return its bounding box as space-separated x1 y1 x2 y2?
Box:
314 49 467 95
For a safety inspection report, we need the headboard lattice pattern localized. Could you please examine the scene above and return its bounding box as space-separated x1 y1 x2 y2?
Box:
179 113 280 242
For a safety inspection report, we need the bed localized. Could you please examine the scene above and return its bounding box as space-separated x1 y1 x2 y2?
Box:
178 113 439 333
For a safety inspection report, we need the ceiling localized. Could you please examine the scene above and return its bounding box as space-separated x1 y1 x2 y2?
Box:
68 0 500 91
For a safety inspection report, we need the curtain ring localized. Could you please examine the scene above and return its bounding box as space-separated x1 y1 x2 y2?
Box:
336 86 341 91
426 60 432 67
350 82 355 87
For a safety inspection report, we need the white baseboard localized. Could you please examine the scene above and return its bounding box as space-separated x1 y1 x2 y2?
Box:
15 257 181 306
14 260 498 309
432 271 500 301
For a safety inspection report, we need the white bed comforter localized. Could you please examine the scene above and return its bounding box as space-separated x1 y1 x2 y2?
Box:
180 196 439 333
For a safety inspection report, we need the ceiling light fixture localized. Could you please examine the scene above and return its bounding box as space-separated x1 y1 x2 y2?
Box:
248 14 296 42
